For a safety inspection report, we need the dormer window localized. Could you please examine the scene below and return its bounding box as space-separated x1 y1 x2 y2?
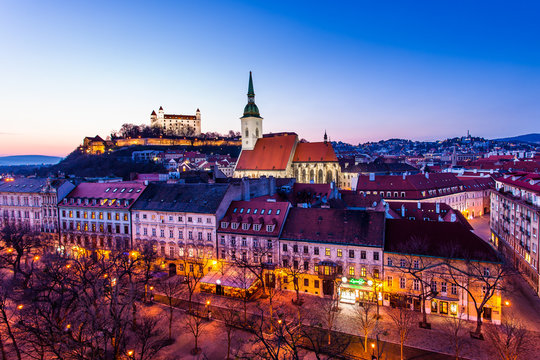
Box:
242 223 250 230
253 224 261 231
136 189 141 192
84 199 89 205
105 188 110 192
113 188 118 193
221 221 228 228
276 209 281 215
231 223 239 230
268 209 272 215
128 189 133 193
120 188 126 193
261 209 265 215
253 209 258 214
266 225 274 232
246 208 251 214
77 199 81 205
240 208 244 213
233 208 237 213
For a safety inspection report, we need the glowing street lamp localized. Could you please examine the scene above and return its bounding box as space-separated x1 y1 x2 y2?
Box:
17 304 23 310
33 255 40 261
504 300 511 306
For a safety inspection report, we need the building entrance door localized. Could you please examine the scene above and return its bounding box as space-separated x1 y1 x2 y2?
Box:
168 263 177 276
216 284 224 296
322 280 334 296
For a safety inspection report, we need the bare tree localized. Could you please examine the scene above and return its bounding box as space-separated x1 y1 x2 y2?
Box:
130 314 169 360
317 295 341 345
156 276 183 341
387 306 417 360
218 304 240 360
282 257 307 306
485 318 533 360
442 312 469 360
184 302 209 355
445 258 509 338
177 244 210 312
139 247 158 303
354 302 379 352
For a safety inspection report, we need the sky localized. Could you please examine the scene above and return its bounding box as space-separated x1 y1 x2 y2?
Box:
0 0 539 157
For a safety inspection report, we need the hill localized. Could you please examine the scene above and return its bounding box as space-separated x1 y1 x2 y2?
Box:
0 155 62 166
494 133 540 144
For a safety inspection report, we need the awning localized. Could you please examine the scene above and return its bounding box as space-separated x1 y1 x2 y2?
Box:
435 295 459 302
200 265 258 290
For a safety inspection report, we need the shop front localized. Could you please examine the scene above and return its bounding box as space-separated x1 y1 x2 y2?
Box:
430 296 459 317
338 277 379 304
199 265 260 299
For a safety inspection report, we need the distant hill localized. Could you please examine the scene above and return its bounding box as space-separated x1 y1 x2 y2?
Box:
0 155 62 166
494 133 540 144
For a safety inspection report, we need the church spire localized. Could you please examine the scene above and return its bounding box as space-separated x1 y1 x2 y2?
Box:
242 71 261 118
324 130 328 144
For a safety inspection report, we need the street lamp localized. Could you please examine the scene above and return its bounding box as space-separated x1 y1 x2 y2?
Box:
504 300 511 306
17 304 23 310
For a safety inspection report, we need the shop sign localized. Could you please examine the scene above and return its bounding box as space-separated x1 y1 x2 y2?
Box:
349 278 365 285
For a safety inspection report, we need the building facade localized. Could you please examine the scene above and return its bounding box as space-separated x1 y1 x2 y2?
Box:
58 182 146 257
278 208 385 302
490 172 540 295
0 178 75 245
384 219 502 324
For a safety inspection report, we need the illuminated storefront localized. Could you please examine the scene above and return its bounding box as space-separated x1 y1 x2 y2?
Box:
338 277 380 304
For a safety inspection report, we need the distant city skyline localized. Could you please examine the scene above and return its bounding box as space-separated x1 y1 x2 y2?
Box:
1 1 539 156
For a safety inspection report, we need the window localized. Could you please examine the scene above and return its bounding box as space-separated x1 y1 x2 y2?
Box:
283 244 288 252
178 230 183 239
451 283 457 295
413 260 419 269
337 249 342 257
361 251 366 259
231 237 236 246
400 259 406 267
413 279 420 291
303 261 309 271
431 281 437 293
348 266 355 276
160 229 165 238
207 233 212 241
373 268 379 279
283 259 288 268
293 244 298 253
197 217 202 223
441 282 447 293
325 248 331 256
400 278 406 289
360 267 366 277
293 260 298 269
304 278 309 287
188 217 193 222
241 238 247 247
188 231 193 240
484 267 490 277
373 252 379 261
349 250 354 258
314 280 320 289
304 246 309 254
387 258 393 267
314 247 319 255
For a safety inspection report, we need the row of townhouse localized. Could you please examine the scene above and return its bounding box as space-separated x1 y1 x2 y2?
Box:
211 196 502 323
489 172 540 296
0 177 502 324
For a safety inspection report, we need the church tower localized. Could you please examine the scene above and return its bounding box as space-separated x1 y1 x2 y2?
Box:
240 72 263 150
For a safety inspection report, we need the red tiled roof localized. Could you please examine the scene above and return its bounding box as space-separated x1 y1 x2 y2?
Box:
385 219 499 262
63 182 147 209
386 201 472 230
497 172 540 194
355 173 464 199
235 134 297 171
293 142 338 162
280 208 385 247
218 199 290 237
340 190 383 209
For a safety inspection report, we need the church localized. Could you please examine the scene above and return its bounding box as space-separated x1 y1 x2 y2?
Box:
234 73 341 186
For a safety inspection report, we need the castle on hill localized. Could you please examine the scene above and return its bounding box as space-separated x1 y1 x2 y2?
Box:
233 72 341 186
150 106 201 136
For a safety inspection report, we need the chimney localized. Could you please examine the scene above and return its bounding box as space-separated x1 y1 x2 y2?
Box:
401 204 405 217
242 178 250 201
369 173 375 181
435 202 440 214
269 176 276 196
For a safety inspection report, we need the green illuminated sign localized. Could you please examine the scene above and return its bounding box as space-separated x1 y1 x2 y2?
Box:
349 278 365 285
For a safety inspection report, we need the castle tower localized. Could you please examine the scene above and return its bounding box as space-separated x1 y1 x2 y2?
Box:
150 110 157 126
240 72 263 151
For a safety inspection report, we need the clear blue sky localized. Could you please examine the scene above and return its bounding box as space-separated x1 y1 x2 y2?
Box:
0 0 538 156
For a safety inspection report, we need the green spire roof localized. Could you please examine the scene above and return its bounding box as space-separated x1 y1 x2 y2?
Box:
242 71 261 118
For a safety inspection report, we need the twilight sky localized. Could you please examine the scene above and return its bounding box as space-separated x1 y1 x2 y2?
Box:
0 0 539 156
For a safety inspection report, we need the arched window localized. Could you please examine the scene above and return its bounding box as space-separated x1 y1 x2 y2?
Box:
326 170 333 184
245 128 249 137
318 169 323 183
255 128 259 137
309 169 314 183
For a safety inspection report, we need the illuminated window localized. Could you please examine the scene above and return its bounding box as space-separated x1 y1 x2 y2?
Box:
360 267 366 277
325 248 331 256
387 276 392 287
348 266 355 276
400 278 406 289
337 249 342 257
